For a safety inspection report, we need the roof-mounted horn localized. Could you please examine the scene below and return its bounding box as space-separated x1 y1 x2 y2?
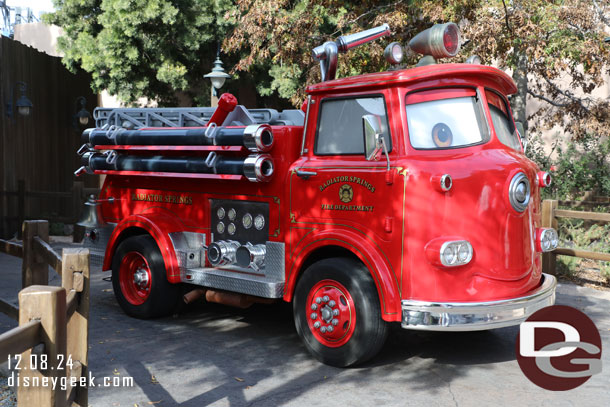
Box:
312 24 391 82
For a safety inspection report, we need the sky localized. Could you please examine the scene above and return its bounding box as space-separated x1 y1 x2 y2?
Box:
6 0 55 19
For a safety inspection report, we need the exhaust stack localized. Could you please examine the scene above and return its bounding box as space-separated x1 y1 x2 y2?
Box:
312 24 390 82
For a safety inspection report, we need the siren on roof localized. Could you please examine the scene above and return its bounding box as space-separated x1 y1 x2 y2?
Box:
409 22 461 65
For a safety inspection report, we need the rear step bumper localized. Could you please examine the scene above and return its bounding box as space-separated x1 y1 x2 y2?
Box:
401 273 557 331
184 267 284 298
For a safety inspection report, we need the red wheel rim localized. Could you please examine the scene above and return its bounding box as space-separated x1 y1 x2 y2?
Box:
119 251 152 305
306 279 356 347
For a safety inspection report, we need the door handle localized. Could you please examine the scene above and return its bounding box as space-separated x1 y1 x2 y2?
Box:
296 169 317 180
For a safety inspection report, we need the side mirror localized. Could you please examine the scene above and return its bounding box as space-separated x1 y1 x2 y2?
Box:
515 121 528 152
363 114 383 161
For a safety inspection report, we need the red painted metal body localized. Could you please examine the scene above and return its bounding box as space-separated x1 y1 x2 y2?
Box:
96 63 546 323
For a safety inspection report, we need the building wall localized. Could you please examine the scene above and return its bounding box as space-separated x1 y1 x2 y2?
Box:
13 21 63 57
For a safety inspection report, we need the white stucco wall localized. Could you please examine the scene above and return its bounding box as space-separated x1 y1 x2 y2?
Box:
13 21 63 57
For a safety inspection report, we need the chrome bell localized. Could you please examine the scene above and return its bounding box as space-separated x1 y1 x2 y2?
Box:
77 195 106 228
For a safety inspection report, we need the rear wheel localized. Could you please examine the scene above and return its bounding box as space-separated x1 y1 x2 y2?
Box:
293 257 388 367
112 235 181 318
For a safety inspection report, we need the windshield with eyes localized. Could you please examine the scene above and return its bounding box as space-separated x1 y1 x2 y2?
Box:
406 96 488 149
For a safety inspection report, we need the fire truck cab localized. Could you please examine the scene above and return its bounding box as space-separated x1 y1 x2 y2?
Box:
76 23 558 367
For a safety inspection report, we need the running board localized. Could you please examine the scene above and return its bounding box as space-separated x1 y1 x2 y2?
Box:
183 267 284 298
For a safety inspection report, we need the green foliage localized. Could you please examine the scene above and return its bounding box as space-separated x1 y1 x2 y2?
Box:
526 133 610 200
45 0 237 105
47 0 610 120
555 218 610 281
556 255 581 278
601 262 610 284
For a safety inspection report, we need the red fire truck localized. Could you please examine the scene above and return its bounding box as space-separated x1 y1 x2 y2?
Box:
75 23 558 367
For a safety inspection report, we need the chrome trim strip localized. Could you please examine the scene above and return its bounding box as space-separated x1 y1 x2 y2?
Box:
300 95 311 155
401 274 556 331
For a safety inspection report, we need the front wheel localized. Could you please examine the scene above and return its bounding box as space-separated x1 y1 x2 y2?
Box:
111 235 181 318
293 257 388 367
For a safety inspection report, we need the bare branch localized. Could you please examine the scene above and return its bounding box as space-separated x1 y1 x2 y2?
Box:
330 0 406 36
593 0 610 28
527 90 570 108
501 0 512 34
541 75 592 113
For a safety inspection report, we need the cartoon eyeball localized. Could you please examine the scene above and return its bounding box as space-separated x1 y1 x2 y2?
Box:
432 123 453 147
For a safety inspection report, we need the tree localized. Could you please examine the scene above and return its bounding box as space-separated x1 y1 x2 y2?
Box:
226 0 610 138
48 0 610 141
45 0 236 105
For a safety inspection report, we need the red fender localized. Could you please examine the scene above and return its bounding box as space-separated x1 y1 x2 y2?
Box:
103 213 184 283
284 228 402 322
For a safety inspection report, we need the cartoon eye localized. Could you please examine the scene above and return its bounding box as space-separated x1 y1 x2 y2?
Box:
432 123 453 147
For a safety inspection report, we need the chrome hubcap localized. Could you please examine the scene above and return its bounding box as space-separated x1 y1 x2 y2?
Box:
133 268 149 289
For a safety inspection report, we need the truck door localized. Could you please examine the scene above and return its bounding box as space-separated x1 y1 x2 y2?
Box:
289 93 399 244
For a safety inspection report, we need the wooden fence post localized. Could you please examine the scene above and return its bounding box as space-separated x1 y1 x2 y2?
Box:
541 200 558 275
17 180 25 239
62 248 90 406
17 286 67 407
22 221 50 288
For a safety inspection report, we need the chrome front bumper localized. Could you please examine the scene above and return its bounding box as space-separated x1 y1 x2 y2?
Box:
401 273 557 331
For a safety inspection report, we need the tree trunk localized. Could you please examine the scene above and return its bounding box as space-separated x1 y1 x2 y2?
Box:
512 49 528 131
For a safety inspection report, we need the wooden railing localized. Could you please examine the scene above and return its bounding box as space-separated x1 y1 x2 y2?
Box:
0 180 100 239
0 220 90 407
541 199 610 275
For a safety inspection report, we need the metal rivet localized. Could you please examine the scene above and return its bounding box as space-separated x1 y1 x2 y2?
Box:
310 313 318 320
327 325 334 332
311 304 318 311
315 297 322 304
332 309 340 316
328 300 336 307
322 295 329 302
332 319 339 326
320 326 327 333
313 321 320 329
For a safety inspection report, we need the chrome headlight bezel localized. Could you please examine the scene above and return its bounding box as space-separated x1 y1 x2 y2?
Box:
509 172 531 212
440 240 473 267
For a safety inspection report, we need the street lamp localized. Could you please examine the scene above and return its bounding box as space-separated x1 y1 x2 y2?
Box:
5 81 33 118
73 96 91 129
204 47 231 108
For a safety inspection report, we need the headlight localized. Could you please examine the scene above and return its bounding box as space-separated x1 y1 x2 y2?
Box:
440 240 473 267
216 222 225 234
227 223 236 235
217 207 225 219
509 172 531 212
228 208 237 221
537 228 558 252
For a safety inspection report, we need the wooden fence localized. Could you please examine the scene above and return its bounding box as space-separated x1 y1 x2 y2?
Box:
0 179 100 239
0 35 99 239
0 220 90 406
541 199 610 275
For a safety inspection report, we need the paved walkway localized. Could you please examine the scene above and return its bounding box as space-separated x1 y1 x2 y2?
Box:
1 242 609 406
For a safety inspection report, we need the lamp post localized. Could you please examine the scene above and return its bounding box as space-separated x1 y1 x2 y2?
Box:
204 47 231 108
5 81 33 118
73 96 91 129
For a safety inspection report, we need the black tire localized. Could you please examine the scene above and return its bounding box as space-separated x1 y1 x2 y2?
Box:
293 257 388 367
111 235 181 318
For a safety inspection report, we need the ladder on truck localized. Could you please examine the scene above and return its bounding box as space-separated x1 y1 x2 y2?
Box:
94 106 305 129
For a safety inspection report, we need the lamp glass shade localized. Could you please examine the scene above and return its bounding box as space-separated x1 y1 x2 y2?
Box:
211 76 226 89
17 106 31 116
